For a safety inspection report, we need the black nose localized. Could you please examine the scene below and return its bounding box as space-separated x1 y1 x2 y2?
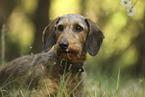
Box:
59 41 69 49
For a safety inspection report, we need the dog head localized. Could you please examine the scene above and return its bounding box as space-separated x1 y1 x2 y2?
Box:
42 14 104 63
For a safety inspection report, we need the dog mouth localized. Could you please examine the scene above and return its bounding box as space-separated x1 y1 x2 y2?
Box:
57 49 73 55
56 47 79 57
56 46 84 64
61 49 72 54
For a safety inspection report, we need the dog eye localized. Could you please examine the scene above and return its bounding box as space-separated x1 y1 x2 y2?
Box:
58 25 64 31
75 26 83 32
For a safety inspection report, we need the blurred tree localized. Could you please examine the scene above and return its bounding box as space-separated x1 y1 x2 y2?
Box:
0 0 19 63
80 0 87 15
135 21 145 76
31 0 50 54
0 0 18 28
0 0 51 62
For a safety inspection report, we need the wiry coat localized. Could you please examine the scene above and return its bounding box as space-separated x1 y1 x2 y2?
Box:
0 14 104 97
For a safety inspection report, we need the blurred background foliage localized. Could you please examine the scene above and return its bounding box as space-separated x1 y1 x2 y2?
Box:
0 0 144 77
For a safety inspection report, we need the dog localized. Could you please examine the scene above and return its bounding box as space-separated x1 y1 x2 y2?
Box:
0 14 104 97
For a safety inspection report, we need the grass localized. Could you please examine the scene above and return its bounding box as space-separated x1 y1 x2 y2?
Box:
0 67 145 97
84 68 145 97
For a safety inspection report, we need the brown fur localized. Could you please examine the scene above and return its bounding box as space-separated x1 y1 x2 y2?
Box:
0 14 104 97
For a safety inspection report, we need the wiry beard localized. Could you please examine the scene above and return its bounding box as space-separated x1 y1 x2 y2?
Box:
55 44 86 64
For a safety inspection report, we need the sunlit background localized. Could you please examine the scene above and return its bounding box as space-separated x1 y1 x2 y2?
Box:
0 0 144 96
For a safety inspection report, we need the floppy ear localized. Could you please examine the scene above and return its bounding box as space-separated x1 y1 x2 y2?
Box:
85 18 105 56
42 17 60 52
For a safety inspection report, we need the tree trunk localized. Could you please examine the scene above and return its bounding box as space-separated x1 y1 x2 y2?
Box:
136 26 145 76
80 0 87 15
0 0 18 62
32 0 50 54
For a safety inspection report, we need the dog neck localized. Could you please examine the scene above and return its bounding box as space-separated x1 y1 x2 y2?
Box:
59 59 84 73
51 47 86 73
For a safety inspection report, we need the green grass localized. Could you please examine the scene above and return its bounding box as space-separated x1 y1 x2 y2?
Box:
84 69 145 97
0 68 145 97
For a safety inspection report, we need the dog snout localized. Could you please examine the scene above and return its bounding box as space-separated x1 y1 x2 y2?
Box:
59 41 69 50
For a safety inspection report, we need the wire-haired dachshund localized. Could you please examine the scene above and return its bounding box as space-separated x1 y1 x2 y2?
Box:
0 14 104 97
